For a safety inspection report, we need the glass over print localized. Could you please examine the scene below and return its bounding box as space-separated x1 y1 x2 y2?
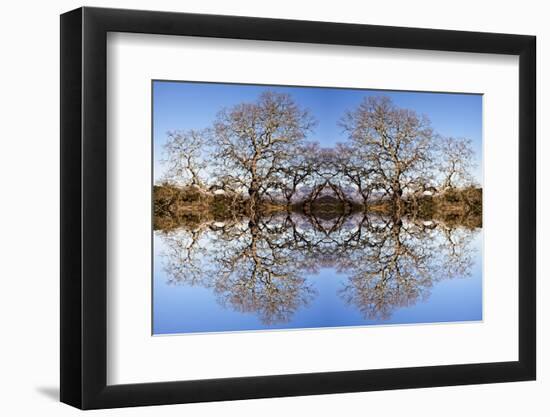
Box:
152 81 483 335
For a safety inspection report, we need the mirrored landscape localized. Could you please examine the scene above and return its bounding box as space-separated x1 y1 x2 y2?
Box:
154 210 481 334
152 81 483 335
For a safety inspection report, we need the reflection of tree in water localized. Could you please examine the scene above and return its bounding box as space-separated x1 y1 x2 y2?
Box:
339 219 438 321
437 224 475 281
159 217 318 325
207 219 317 325
157 212 479 325
160 225 209 287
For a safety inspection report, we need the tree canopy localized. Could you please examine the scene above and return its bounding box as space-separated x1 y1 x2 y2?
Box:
160 92 478 218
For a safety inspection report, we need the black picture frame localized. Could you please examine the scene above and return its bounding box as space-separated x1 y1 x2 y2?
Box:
60 6 536 410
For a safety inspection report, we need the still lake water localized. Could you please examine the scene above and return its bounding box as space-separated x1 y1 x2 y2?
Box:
153 213 482 335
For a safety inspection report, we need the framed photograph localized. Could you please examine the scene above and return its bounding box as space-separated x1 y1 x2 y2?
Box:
60 6 536 409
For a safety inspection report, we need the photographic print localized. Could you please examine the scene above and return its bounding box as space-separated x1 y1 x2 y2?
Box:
152 81 483 335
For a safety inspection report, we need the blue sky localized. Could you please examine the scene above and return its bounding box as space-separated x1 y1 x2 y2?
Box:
153 81 482 183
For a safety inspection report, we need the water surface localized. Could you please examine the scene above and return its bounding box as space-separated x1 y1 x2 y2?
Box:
153 213 482 335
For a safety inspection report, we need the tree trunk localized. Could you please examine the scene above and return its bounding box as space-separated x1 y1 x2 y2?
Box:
391 182 404 219
248 182 260 222
248 156 261 221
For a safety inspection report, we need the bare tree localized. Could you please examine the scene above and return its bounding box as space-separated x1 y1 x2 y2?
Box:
162 129 208 187
210 219 316 325
334 143 379 204
271 142 319 205
438 136 475 189
160 226 210 287
338 217 473 320
340 96 435 215
212 91 316 218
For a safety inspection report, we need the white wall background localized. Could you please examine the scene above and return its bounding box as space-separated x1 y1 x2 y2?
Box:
0 0 545 415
